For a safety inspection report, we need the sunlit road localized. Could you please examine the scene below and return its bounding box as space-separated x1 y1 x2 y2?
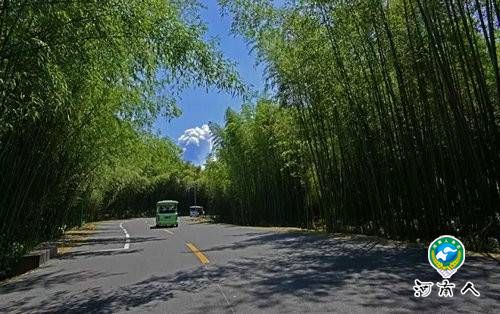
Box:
1 217 499 313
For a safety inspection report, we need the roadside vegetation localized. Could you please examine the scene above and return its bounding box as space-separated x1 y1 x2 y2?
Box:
1 0 499 272
202 0 500 249
0 0 241 271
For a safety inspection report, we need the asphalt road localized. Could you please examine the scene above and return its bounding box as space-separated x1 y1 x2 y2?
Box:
1 217 499 313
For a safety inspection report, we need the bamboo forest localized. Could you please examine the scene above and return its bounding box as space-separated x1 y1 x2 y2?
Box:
1 0 499 271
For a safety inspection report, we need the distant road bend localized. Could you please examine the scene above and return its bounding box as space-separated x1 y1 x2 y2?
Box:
0 217 499 313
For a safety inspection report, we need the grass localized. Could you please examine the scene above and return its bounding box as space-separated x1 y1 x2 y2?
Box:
56 223 97 255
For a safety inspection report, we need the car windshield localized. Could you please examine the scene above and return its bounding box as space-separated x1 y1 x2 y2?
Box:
158 205 176 214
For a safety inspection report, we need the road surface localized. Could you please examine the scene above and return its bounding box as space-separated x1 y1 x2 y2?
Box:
1 217 499 313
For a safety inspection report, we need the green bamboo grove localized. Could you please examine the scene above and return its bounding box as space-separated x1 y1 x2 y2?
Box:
1 0 499 270
202 102 309 227
0 0 241 270
206 0 499 243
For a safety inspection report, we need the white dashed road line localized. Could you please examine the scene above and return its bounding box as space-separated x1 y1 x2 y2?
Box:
120 223 130 249
94 223 131 253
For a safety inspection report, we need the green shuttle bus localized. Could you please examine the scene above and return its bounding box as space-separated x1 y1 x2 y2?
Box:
156 200 178 227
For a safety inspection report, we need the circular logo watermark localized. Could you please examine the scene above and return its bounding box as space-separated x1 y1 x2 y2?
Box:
428 235 465 279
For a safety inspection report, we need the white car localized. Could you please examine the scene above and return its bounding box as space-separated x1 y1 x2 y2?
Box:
189 206 204 217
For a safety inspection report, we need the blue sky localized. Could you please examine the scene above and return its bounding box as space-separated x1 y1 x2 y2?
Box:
154 0 266 166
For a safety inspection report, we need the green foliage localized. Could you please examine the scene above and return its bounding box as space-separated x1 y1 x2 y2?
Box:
216 0 500 240
203 100 309 227
2 0 499 272
0 0 242 271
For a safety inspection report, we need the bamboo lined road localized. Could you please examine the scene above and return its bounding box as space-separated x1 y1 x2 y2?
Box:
0 217 499 313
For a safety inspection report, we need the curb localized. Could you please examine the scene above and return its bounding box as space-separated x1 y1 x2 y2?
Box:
0 248 52 282
35 243 58 258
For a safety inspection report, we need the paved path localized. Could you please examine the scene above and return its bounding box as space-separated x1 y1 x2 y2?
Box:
0 217 499 313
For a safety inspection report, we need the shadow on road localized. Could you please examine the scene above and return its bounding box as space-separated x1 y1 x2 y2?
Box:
59 248 144 260
1 231 499 313
0 268 126 294
61 236 163 247
195 232 500 312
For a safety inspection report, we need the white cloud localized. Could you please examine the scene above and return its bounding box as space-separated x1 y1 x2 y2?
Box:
178 124 213 166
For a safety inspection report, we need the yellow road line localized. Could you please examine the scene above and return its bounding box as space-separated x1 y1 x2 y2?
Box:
186 243 210 265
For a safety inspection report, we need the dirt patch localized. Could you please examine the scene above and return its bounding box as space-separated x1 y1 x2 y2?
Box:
184 216 217 224
57 223 97 255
